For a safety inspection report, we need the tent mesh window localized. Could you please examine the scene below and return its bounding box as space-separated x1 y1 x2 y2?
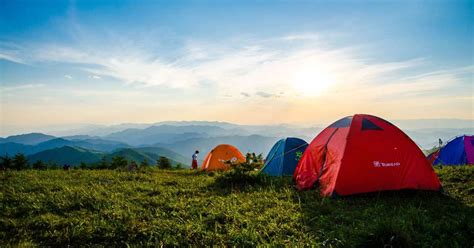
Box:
361 118 383 131
329 116 353 128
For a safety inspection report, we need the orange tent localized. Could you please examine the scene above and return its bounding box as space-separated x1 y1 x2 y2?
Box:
201 144 246 171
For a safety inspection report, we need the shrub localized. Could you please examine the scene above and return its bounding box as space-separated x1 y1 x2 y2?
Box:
32 160 47 170
97 156 109 169
140 159 150 168
214 159 267 188
79 162 88 169
245 152 264 169
110 155 127 169
157 156 172 169
12 153 29 170
0 154 13 170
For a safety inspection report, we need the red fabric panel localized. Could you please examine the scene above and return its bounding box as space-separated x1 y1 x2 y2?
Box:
463 136 474 165
294 127 336 190
318 127 350 196
334 115 441 196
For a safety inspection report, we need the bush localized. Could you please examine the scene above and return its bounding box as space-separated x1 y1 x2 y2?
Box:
0 154 13 170
97 156 109 169
214 159 267 188
245 152 264 169
140 159 150 168
110 155 127 169
157 156 172 169
32 160 47 170
12 153 29 170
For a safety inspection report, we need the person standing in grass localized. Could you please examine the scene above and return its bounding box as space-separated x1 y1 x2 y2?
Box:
191 150 199 170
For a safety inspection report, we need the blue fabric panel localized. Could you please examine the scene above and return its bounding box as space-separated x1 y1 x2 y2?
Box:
261 139 285 176
434 136 467 165
262 137 308 176
281 138 308 176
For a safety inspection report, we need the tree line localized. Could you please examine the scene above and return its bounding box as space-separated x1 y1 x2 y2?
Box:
0 153 181 171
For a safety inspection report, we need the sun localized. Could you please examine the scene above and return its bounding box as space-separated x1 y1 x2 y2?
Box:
292 68 334 96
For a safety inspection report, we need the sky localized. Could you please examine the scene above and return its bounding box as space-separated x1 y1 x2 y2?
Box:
0 0 473 135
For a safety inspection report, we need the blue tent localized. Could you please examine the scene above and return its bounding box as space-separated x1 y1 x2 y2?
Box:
434 135 474 165
261 137 308 176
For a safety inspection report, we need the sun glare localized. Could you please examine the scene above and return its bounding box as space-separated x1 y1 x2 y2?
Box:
292 68 334 96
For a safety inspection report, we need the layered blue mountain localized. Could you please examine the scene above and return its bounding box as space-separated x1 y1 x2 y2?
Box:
27 146 189 167
1 137 130 156
0 133 56 145
28 146 104 165
3 120 471 168
155 135 279 162
106 147 188 166
104 125 232 146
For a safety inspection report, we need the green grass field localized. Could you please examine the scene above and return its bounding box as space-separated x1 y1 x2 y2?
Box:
1 167 473 247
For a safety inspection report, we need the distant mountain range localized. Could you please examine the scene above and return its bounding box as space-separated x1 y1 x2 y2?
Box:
1 137 129 155
105 147 188 166
104 125 230 146
0 133 56 145
1 120 472 167
27 146 189 167
155 135 281 161
28 146 104 166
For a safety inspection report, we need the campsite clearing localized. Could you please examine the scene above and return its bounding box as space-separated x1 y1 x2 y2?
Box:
1 167 473 247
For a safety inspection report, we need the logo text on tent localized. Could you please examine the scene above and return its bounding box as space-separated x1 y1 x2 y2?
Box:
373 161 400 167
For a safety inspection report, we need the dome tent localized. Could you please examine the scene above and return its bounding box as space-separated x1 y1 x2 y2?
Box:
426 149 440 165
201 144 246 171
433 135 474 165
294 114 442 197
261 137 308 176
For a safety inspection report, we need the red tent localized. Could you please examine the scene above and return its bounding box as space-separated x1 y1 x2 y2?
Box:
294 114 442 197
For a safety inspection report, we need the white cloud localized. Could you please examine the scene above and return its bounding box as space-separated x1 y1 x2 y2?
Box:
255 91 275 98
0 53 25 64
0 84 44 92
3 33 471 104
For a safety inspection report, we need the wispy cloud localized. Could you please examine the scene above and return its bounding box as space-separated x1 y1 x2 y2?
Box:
2 31 471 106
256 91 277 98
0 53 25 64
0 35 416 91
89 75 101 79
0 84 44 92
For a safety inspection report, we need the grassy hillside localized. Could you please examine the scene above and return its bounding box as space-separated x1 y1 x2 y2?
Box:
24 146 188 167
106 148 188 166
27 146 104 165
1 167 472 247
134 147 189 165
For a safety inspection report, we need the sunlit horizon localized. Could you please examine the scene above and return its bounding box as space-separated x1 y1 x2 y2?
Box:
1 1 473 135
